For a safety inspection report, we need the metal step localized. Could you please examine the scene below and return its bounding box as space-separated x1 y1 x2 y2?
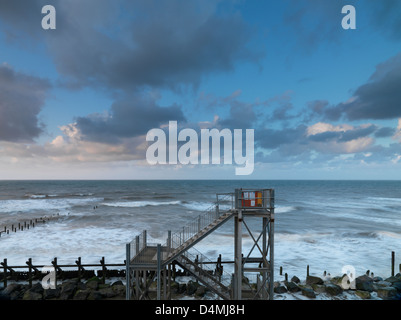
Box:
163 211 233 265
174 254 230 300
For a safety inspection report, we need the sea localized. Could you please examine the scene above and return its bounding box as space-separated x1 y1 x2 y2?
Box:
0 180 400 281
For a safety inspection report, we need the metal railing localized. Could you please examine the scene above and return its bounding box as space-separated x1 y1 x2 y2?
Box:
163 194 233 258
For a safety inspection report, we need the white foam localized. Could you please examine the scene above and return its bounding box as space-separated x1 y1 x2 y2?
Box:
101 200 181 208
0 197 103 214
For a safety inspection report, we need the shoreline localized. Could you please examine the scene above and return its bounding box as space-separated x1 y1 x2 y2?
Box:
1 271 400 301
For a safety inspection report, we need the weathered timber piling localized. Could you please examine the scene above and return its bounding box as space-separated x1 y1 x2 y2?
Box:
0 213 60 238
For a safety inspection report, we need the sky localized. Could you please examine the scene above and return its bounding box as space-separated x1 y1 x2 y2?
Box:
1 0 401 180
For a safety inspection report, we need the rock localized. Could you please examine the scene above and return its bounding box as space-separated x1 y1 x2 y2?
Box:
372 281 391 291
2 283 21 296
43 288 60 300
301 287 316 298
60 281 77 300
111 284 126 297
186 281 199 295
29 282 44 295
291 276 300 284
86 276 102 290
355 290 371 299
356 275 374 292
372 276 383 282
177 283 187 294
392 282 401 293
99 287 118 298
73 290 90 300
384 276 401 285
306 276 323 286
274 285 287 294
377 287 398 300
170 281 180 294
311 284 325 294
112 280 124 286
285 281 300 293
87 290 103 300
325 283 343 296
195 286 207 297
22 291 42 300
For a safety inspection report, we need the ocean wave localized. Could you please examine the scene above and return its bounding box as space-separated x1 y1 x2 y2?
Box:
26 194 58 199
275 206 297 214
101 200 181 208
0 197 104 213
181 201 215 211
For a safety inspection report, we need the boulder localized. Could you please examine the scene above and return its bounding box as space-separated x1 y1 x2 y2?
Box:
355 275 374 292
87 290 103 300
355 290 371 299
384 276 401 285
186 281 199 295
285 281 300 293
22 291 42 300
86 279 100 290
301 287 316 298
311 284 325 294
325 283 343 296
291 276 300 284
377 287 398 300
392 282 401 293
1 283 21 296
73 290 90 300
29 282 44 295
60 281 77 300
111 284 126 297
195 286 207 297
306 276 323 286
274 285 287 294
43 288 60 300
99 287 118 298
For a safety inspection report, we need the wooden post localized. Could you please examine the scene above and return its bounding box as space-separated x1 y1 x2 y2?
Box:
26 258 33 288
280 266 283 276
100 257 106 284
284 273 288 282
307 265 310 277
391 251 395 277
76 257 82 281
51 258 58 287
2 258 7 288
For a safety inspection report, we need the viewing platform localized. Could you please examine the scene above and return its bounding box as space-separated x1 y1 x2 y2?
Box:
126 189 275 300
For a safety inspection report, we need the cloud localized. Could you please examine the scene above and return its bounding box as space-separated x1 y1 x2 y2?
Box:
283 0 401 52
320 53 401 121
0 63 51 142
74 93 185 143
0 0 263 92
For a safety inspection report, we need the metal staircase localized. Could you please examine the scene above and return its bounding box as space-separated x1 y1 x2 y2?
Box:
126 189 275 301
174 248 231 300
163 209 234 265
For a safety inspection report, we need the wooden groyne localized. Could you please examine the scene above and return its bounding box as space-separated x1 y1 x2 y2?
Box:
1 256 125 288
0 214 61 237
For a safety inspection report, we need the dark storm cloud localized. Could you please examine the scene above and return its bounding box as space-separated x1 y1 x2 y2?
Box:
0 64 51 142
374 127 395 138
283 0 401 51
327 53 401 121
256 125 307 150
0 0 263 91
75 94 185 143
